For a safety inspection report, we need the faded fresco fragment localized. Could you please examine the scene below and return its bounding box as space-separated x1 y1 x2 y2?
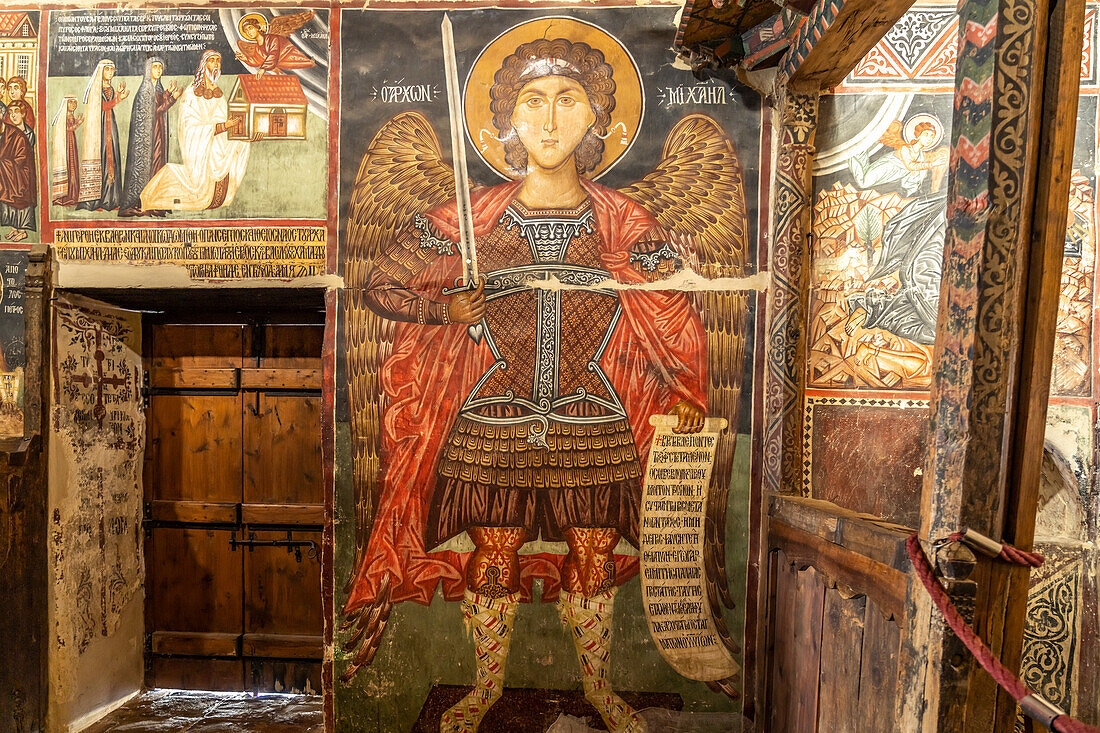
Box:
336 8 760 731
46 8 330 278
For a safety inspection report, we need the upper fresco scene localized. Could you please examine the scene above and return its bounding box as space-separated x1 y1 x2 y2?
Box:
47 7 329 223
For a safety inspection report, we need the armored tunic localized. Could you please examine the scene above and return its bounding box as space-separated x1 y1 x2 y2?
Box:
429 200 644 546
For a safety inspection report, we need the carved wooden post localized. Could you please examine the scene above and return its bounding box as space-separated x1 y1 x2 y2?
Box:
900 0 1086 728
763 89 818 498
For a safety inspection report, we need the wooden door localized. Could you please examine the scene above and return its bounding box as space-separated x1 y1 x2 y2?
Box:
144 320 323 693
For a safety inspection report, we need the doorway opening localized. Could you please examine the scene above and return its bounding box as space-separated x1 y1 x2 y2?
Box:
142 314 324 694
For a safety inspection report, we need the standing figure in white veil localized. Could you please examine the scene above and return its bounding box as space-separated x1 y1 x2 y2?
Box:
141 50 261 212
77 59 127 211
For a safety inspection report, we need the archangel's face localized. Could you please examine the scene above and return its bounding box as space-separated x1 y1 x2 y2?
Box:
242 23 261 41
917 128 936 149
511 75 596 173
151 62 163 81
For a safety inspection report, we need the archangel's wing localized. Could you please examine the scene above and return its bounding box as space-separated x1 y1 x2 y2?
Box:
268 9 314 37
619 113 750 697
341 111 455 681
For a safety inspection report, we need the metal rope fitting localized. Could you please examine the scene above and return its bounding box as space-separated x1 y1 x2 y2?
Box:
958 528 1004 558
1019 694 1066 729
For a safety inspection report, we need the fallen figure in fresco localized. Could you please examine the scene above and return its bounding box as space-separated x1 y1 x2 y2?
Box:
341 29 750 733
140 50 262 213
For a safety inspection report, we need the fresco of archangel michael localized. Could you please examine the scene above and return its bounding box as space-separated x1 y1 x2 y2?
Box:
340 16 750 732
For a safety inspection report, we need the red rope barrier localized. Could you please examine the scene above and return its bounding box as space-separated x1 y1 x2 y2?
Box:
906 533 1098 733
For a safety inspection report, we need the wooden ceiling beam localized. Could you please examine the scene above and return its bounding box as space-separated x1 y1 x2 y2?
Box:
782 0 915 88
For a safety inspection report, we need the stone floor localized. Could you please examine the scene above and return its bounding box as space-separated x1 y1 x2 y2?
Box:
82 690 323 732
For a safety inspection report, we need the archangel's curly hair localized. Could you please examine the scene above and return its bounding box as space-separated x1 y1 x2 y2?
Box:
489 38 616 176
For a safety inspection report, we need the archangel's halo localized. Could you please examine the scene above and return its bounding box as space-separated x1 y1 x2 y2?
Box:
464 16 644 181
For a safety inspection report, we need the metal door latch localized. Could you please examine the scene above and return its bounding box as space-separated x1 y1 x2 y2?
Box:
229 530 318 563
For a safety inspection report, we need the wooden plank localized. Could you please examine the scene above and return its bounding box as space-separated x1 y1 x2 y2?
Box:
149 657 244 692
151 324 244 369
149 393 243 503
151 367 239 389
769 519 907 621
769 556 825 732
148 527 242 635
244 529 323 638
241 503 324 526
769 495 913 571
258 324 323 369
817 590 866 733
240 368 322 390
150 631 240 657
241 633 323 659
244 393 322 506
857 599 902 730
148 500 238 524
787 0 916 88
768 559 798 733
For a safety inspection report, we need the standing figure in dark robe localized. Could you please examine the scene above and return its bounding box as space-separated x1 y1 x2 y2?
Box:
0 101 37 242
120 57 181 217
77 60 128 212
5 77 34 129
51 96 83 206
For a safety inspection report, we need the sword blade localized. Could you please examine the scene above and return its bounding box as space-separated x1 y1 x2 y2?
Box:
441 14 478 287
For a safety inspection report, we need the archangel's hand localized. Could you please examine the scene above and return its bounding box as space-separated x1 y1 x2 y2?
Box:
448 277 485 324
672 400 705 434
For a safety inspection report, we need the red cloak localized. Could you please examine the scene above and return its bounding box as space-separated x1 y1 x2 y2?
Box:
342 179 708 614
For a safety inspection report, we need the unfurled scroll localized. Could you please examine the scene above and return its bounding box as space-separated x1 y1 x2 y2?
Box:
640 414 739 681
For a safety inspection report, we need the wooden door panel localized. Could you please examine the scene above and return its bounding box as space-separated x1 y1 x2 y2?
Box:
149 527 242 634
149 394 243 503
150 324 245 368
258 324 323 368
243 529 322 639
244 394 322 506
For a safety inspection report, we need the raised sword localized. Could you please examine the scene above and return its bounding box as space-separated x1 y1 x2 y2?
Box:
441 14 483 342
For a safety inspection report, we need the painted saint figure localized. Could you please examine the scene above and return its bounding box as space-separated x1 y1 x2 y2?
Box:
848 115 948 197
77 60 128 212
51 96 83 206
234 11 316 78
141 51 260 213
120 57 182 217
340 35 737 733
0 100 37 242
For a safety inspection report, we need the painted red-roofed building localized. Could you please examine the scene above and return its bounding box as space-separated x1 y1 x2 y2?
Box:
0 12 36 101
227 73 309 141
